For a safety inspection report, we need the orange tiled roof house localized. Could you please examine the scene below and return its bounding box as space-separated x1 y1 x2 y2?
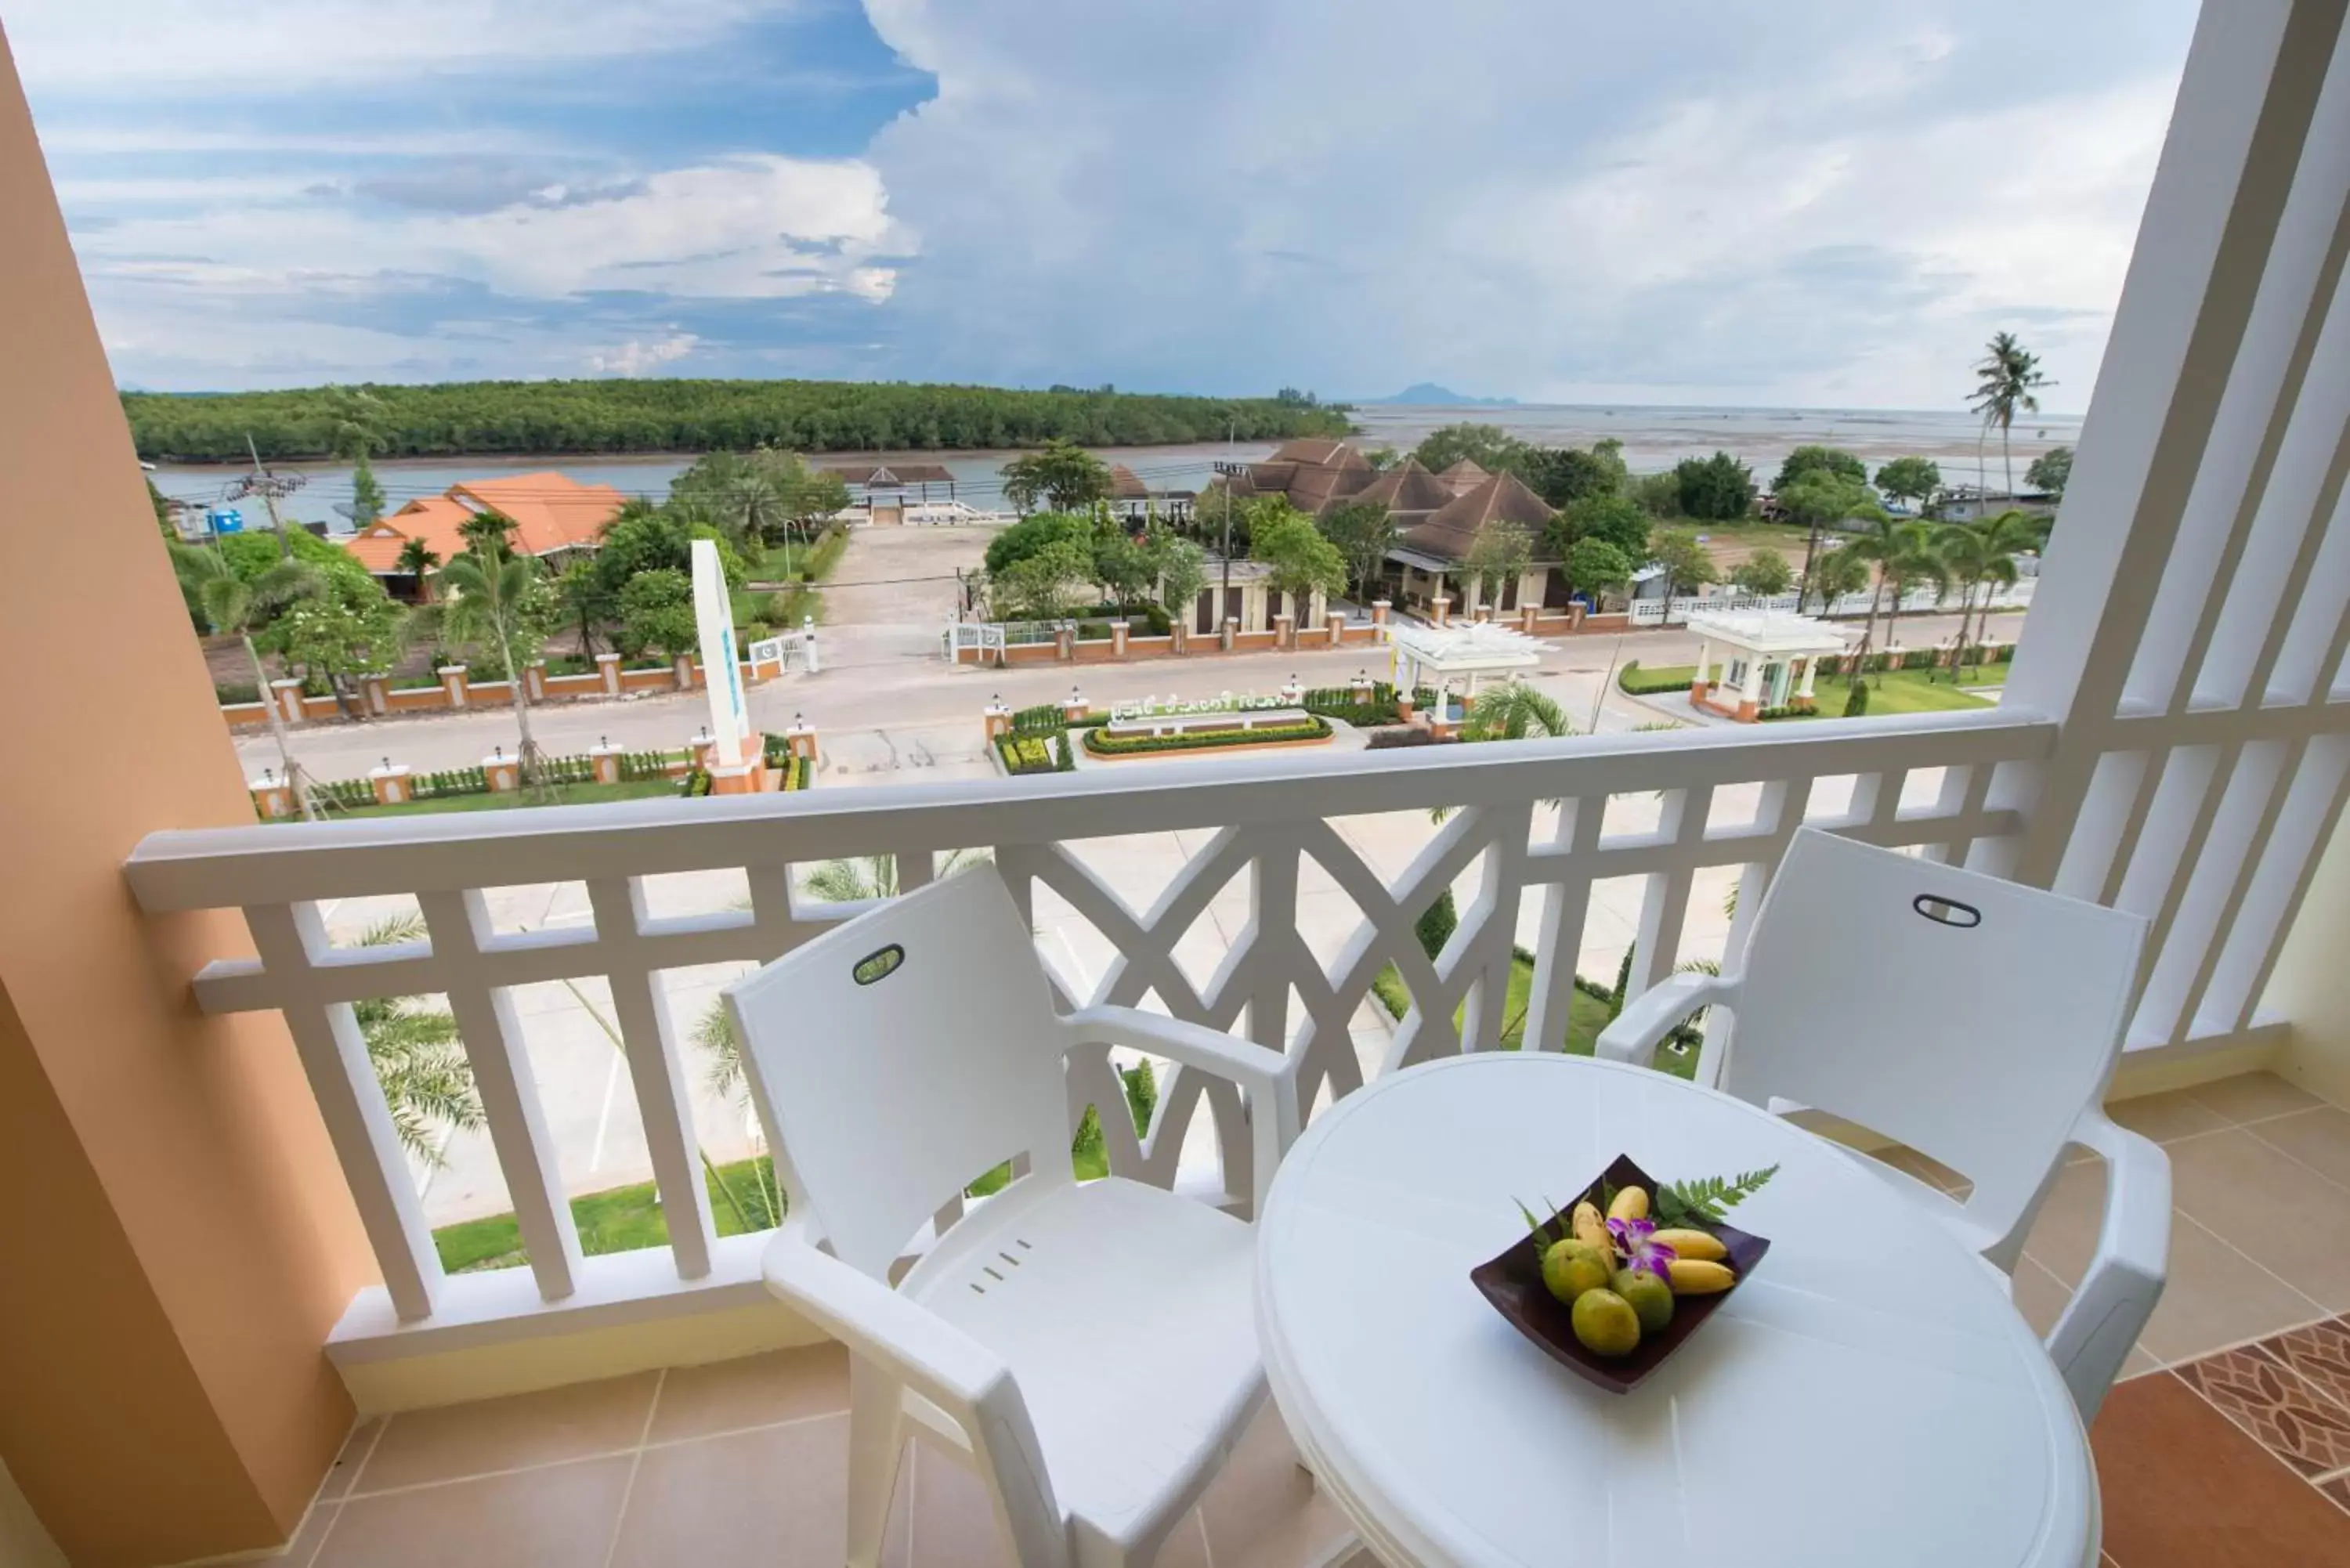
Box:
345 471 627 598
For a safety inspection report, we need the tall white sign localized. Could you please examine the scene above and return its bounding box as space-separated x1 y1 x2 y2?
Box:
690 539 750 768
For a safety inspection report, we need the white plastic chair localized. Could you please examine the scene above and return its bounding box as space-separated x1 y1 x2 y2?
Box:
1595 826 2167 1422
725 864 1305 1568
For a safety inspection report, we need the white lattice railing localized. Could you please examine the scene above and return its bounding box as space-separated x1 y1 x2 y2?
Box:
126 709 2048 1337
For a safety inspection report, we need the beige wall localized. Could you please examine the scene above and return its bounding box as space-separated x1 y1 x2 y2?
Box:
2269 811 2350 1107
0 27 374 1566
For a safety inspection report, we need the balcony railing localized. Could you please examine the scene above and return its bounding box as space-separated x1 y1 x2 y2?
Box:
126 709 2050 1346
117 1 2350 1392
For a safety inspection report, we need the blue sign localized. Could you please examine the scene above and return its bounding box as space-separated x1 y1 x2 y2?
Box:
207 506 246 535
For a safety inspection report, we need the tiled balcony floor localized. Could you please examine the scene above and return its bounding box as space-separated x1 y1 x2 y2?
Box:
266 1071 2350 1567
274 1346 1355 1568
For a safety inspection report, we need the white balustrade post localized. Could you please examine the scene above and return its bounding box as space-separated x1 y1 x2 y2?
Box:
585 879 721 1276
418 888 584 1302
245 902 444 1322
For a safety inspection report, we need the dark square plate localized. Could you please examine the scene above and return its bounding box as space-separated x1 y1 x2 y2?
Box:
1469 1152 1770 1394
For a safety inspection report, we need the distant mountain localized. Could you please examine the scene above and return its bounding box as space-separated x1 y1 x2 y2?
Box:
1362 382 1521 406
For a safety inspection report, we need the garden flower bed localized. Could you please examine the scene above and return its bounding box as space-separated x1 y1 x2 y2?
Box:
1083 715 1333 758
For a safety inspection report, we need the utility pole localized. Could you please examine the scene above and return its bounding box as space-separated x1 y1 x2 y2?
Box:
231 434 306 559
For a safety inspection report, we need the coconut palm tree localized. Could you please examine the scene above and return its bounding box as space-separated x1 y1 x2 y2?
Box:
1969 332 2054 506
1936 509 2041 670
352 914 483 1166
172 544 325 818
393 537 439 602
1828 504 1901 669
1875 522 1950 663
426 535 552 793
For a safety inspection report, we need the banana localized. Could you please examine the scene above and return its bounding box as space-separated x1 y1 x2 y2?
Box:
1666 1259 1736 1295
1571 1201 1610 1254
1607 1186 1649 1223
1650 1227 1727 1262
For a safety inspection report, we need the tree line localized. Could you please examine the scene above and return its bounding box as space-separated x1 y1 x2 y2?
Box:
122 378 1355 463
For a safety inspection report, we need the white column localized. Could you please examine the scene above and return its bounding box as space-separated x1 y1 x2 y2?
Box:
1798 656 1817 699
1740 651 1764 706
1694 638 1712 686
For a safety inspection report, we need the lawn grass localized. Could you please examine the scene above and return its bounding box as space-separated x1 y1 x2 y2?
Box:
319 778 681 819
1624 664 1994 716
1372 953 1702 1081
432 1153 785 1274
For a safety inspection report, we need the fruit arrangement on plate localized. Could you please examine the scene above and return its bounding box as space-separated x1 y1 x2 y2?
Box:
1469 1153 1777 1393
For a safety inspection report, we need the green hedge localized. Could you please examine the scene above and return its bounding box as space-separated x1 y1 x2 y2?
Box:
1301 682 1404 728
215 680 262 706
620 749 682 781
1084 716 1332 757
1816 642 2015 677
996 733 1059 775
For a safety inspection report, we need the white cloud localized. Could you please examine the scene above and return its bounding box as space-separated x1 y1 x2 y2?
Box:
4 0 781 85
588 333 701 374
72 151 903 305
860 0 2198 410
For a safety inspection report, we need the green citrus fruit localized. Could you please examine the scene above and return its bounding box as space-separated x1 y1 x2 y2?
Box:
1571 1288 1643 1357
1614 1269 1675 1335
1542 1239 1614 1306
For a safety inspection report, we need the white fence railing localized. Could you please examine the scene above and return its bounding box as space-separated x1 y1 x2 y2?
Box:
127 710 2051 1332
1626 581 2038 628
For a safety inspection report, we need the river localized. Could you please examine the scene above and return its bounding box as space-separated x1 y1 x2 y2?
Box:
147 403 2081 532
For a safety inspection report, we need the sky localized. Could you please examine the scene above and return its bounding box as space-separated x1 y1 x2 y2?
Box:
6 0 2204 410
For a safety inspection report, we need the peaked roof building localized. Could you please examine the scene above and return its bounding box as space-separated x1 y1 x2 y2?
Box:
1215 439 1559 576
344 471 626 578
1397 471 1557 565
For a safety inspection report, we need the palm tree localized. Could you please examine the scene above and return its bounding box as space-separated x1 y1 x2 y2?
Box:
1431 681 1574 825
1935 509 2041 670
428 537 551 793
1831 504 1900 668
1457 681 1574 743
1969 332 2054 507
393 537 439 602
353 915 483 1166
1875 522 1950 661
457 508 519 558
724 471 790 560
172 545 325 818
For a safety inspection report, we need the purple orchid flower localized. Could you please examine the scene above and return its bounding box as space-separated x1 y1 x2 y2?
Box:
1607 1216 1678 1279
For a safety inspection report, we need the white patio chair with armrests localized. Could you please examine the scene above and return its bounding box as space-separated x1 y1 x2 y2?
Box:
724 863 1305 1568
1595 826 2167 1423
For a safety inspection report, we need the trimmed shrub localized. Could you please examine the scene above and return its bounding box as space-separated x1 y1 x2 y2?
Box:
1082 716 1332 757
1054 732 1076 771
215 680 262 706
1366 727 1448 749
1843 680 1871 717
1301 682 1403 727
996 733 1058 775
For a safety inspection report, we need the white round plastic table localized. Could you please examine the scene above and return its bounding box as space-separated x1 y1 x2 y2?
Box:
1255 1053 2097 1568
